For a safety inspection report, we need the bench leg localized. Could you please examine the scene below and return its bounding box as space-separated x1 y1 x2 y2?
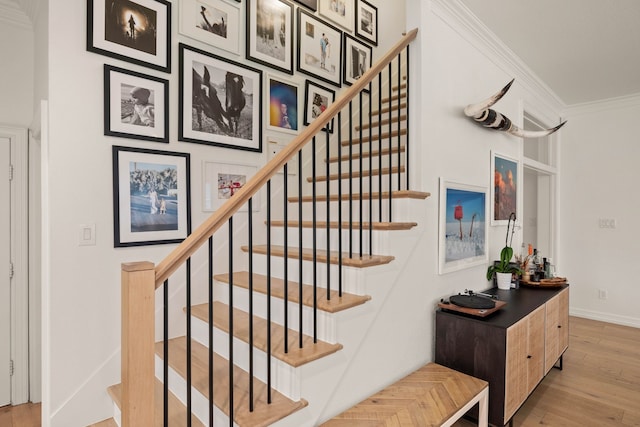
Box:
477 387 489 427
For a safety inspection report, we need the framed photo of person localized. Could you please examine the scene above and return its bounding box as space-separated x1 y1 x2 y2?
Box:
438 178 488 274
292 0 317 11
179 43 263 152
491 150 520 226
304 79 335 133
178 0 241 55
87 0 171 72
246 0 294 74
297 8 343 87
355 0 377 46
112 145 191 247
202 161 260 212
319 0 354 32
342 33 372 88
266 74 300 134
104 64 169 143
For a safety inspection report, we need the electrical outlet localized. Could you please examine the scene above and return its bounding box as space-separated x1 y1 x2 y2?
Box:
79 224 96 246
598 289 608 300
598 218 617 229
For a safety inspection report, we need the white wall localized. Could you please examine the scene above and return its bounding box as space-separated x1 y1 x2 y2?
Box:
560 98 640 327
45 0 408 425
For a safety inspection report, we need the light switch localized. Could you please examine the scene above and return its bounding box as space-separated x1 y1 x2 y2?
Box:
79 224 96 246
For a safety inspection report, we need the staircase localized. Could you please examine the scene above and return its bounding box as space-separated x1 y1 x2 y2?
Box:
109 29 427 427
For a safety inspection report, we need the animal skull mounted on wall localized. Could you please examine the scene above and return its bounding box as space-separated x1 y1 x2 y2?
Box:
463 79 566 138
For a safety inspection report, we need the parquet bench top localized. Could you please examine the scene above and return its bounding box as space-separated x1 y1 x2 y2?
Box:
320 362 488 427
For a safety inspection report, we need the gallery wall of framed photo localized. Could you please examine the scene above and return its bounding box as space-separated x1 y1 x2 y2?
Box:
87 0 382 247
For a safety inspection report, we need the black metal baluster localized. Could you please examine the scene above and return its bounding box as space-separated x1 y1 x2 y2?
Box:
163 278 169 427
368 80 373 255
228 218 234 427
348 101 353 258
326 129 331 301
406 46 411 191
378 73 383 222
388 62 393 222
186 258 192 427
358 91 363 258
208 237 214 427
283 164 289 354
266 183 272 403
312 136 318 343
298 150 303 349
337 112 343 297
397 53 402 191
248 198 254 411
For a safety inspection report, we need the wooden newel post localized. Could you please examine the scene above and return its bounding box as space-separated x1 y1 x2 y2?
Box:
121 261 156 427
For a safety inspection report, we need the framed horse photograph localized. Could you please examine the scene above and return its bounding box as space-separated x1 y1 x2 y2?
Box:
246 0 294 74
87 0 172 72
179 43 263 152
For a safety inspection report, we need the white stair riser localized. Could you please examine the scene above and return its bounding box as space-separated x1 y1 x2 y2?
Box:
214 282 338 344
154 355 234 427
188 316 302 401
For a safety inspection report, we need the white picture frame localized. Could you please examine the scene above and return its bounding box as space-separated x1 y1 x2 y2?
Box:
179 0 241 55
318 0 354 32
203 161 260 212
266 74 301 134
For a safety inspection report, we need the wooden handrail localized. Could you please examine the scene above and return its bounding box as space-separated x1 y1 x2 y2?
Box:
154 28 418 287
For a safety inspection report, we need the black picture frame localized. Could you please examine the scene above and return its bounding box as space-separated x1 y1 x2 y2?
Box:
246 0 295 74
304 79 335 133
342 33 372 89
112 145 191 247
179 43 263 152
296 8 343 87
355 0 377 46
292 0 317 11
87 0 172 72
104 64 169 143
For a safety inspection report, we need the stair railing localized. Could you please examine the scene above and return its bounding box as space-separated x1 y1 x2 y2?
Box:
120 28 418 427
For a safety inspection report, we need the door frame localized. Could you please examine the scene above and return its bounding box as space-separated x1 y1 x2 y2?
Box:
1 125 29 404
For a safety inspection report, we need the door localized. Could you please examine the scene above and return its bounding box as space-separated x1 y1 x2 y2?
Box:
0 136 11 406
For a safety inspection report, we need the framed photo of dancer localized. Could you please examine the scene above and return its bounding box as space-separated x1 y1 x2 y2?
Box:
491 151 519 226
87 0 172 72
266 74 300 134
178 0 241 55
112 145 191 247
104 64 169 143
179 43 263 152
303 79 335 133
246 0 294 74
438 178 488 274
202 161 260 212
355 0 377 46
296 8 343 87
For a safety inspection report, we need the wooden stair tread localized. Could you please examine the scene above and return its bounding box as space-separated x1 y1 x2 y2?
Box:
269 220 417 231
320 362 488 426
355 115 407 131
155 337 308 427
241 245 395 267
381 92 407 103
308 166 405 182
370 102 407 116
341 128 407 145
288 190 430 203
191 301 343 367
88 418 118 427
326 145 405 163
214 271 371 313
107 380 205 427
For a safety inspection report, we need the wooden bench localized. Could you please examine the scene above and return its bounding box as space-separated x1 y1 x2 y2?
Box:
320 362 488 427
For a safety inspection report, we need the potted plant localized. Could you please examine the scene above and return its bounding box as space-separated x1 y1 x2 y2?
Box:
487 212 523 289
486 246 523 289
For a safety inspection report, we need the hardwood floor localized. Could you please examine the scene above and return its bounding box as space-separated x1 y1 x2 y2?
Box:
1 316 638 427
454 316 640 426
0 402 40 427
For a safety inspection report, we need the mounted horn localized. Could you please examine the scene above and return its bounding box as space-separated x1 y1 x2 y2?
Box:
464 79 566 138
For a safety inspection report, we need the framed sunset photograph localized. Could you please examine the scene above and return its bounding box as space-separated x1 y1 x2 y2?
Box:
491 150 519 225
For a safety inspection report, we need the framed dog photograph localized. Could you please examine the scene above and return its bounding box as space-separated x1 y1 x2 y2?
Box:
178 0 241 55
355 0 377 46
297 8 343 87
304 79 335 133
246 0 294 74
179 43 263 152
104 64 169 143
266 74 300 134
87 0 171 72
343 33 372 88
112 145 191 247
202 161 260 212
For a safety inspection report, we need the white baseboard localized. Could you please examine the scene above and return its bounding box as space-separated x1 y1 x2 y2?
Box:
570 307 640 329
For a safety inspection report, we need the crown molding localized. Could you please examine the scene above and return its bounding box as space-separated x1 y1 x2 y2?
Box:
564 92 640 117
429 0 566 115
0 0 33 29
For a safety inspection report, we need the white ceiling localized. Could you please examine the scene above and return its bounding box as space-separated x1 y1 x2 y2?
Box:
459 0 640 106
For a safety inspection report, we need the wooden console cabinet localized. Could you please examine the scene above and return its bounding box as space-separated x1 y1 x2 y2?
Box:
435 285 569 426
